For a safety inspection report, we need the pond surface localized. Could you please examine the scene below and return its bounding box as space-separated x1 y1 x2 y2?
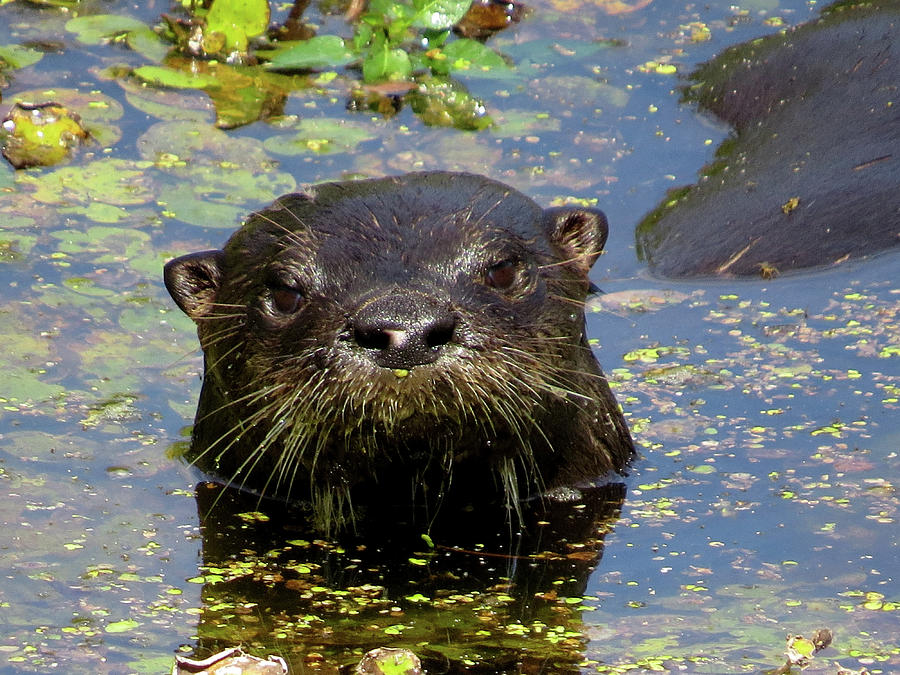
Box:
0 0 897 673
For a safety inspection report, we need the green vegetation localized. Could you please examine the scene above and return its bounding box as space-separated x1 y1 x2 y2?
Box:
61 0 513 129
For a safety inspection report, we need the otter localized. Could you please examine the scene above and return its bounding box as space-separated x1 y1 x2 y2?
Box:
164 171 633 533
636 0 900 277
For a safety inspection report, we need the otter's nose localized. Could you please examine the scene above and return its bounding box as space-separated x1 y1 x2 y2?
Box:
350 294 456 369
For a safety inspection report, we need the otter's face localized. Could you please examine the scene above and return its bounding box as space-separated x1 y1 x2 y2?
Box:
164 172 621 530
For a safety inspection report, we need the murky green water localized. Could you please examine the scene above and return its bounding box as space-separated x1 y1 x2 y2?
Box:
0 0 897 672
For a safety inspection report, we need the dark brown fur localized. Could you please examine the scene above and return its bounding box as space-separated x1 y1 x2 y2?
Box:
636 0 900 277
165 171 633 532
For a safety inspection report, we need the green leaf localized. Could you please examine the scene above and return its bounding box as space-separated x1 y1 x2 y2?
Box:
366 0 417 31
105 619 140 634
688 464 716 474
263 118 377 155
137 119 273 168
132 65 220 89
363 45 412 82
412 0 472 30
158 163 297 228
439 39 510 76
0 44 43 69
0 103 88 168
203 67 294 129
7 368 65 402
9 88 124 148
50 227 152 264
64 15 148 45
360 648 421 674
125 27 171 62
205 0 270 53
132 57 296 129
408 75 491 130
263 36 355 71
0 233 36 260
64 202 130 224
21 159 153 207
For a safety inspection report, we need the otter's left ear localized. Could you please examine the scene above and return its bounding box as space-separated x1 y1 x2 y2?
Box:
544 207 609 275
164 250 226 321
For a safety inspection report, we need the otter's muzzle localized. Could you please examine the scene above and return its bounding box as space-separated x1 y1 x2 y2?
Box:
349 293 457 369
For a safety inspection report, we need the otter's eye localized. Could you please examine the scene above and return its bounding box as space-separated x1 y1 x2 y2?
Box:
271 287 303 314
485 260 518 290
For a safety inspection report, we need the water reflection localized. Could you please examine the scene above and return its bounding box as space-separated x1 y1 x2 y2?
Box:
184 477 626 672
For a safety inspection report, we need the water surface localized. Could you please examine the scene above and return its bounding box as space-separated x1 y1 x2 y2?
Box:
0 0 897 672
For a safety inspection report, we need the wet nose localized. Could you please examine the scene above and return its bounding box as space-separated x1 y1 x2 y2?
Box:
350 294 457 369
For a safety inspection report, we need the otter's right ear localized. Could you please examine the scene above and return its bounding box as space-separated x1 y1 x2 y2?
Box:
544 207 610 276
164 250 226 320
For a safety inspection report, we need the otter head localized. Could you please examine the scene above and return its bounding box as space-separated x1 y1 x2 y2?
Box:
165 171 632 532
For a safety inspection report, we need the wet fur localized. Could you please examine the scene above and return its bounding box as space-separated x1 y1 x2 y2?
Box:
165 172 633 533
